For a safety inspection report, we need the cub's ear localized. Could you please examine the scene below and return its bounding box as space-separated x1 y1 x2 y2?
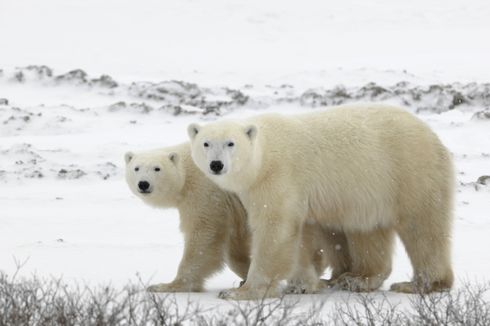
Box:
244 124 257 140
187 123 201 140
168 152 179 164
124 152 134 164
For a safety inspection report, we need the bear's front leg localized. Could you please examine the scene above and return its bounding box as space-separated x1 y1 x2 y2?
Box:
219 198 305 300
148 217 226 293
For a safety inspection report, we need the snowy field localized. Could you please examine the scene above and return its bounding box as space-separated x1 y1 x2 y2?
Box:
1 0 489 319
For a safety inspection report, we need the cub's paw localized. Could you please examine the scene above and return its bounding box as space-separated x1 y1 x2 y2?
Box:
147 281 201 293
218 288 240 300
390 281 417 293
284 279 323 294
330 272 380 292
218 284 279 300
320 277 337 288
284 284 307 294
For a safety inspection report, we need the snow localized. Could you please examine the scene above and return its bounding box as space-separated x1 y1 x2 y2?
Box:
0 0 489 314
2 0 490 86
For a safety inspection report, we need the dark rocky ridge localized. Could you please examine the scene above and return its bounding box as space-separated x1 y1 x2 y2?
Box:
3 65 490 116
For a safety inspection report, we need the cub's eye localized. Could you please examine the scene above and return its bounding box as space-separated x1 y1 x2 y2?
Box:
134 167 139 172
228 142 234 147
204 142 209 147
154 167 161 172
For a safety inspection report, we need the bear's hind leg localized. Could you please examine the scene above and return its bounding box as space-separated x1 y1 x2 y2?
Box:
391 209 453 293
333 228 394 292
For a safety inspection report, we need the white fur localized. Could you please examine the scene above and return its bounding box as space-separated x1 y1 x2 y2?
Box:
189 103 454 299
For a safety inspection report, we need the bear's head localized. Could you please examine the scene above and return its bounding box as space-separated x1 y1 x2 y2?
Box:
187 120 259 192
125 150 184 207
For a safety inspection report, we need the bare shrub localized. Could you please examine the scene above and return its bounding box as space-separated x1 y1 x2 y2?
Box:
409 282 490 326
1 270 488 326
332 282 490 326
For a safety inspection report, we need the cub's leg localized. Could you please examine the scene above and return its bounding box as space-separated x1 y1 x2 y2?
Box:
225 200 252 286
285 232 323 294
286 224 351 294
225 230 251 284
320 227 352 287
333 228 394 292
148 214 226 292
322 227 351 281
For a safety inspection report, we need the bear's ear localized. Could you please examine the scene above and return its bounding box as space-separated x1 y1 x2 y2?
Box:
124 152 134 164
187 123 201 140
244 124 257 140
168 152 179 164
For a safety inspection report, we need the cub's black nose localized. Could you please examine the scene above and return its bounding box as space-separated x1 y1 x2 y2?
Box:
210 160 224 173
138 181 150 191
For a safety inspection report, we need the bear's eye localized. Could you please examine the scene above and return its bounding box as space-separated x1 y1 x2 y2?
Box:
135 167 139 172
204 142 209 148
154 167 161 172
228 142 234 147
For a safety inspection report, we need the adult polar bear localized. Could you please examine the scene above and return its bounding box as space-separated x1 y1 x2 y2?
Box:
188 103 454 300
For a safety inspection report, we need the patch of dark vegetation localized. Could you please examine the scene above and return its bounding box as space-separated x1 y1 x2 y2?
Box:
0 144 113 181
158 104 186 116
128 80 248 116
129 80 202 102
226 88 249 106
27 65 53 78
108 102 154 114
460 175 490 191
472 109 490 120
8 66 117 89
3 115 30 125
57 168 87 180
92 74 118 88
0 98 8 105
1 143 44 162
55 69 89 84
24 170 44 179
96 162 118 180
477 175 490 186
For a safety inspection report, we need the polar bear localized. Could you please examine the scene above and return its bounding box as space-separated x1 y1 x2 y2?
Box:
125 144 250 292
188 103 454 300
125 144 351 293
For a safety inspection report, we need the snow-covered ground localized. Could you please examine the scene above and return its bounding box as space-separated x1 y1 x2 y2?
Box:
0 0 489 315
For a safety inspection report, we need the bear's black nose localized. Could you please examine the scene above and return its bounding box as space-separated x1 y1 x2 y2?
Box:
210 160 224 173
138 181 150 191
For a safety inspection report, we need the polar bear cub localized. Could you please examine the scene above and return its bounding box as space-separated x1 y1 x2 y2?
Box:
125 144 250 292
125 144 350 293
188 103 454 300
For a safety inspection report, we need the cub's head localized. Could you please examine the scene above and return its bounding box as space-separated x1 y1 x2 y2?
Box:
187 120 258 190
125 150 184 207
